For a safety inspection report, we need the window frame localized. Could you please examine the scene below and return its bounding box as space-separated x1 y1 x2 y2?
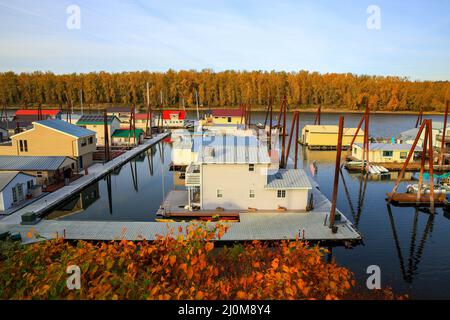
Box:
277 190 286 198
382 150 394 157
216 189 223 198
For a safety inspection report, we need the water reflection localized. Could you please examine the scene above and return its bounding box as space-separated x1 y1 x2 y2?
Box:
387 205 435 285
45 182 100 219
44 141 173 222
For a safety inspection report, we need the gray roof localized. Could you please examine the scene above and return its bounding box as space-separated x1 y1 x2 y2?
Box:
196 136 270 164
0 156 73 171
0 171 20 191
355 143 422 151
266 169 312 189
36 120 95 138
0 171 33 191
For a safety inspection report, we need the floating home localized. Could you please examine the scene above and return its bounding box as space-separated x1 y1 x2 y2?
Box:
0 171 36 212
76 115 120 146
397 122 449 148
14 109 62 121
201 109 245 126
111 129 144 146
351 143 421 163
106 107 133 122
0 120 96 170
301 125 364 150
157 110 186 128
0 155 78 185
0 120 32 137
179 135 312 212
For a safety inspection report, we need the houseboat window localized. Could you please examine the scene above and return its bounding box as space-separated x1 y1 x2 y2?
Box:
277 190 286 198
228 117 232 123
216 189 223 198
19 140 23 152
27 180 34 189
249 190 255 198
36 171 43 178
353 148 357 154
249 164 255 171
88 137 94 144
23 140 28 152
400 152 408 159
382 151 393 157
81 139 87 147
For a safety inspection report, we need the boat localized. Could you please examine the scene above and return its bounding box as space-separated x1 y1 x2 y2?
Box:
155 218 176 222
406 184 447 194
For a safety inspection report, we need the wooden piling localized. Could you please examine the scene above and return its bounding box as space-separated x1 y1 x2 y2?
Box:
438 100 449 171
314 106 321 125
329 116 344 232
427 120 435 213
103 109 110 163
389 121 427 198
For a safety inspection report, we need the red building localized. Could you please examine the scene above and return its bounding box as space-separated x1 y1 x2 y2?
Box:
14 109 62 121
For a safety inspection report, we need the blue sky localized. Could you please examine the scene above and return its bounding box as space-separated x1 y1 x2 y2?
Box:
0 0 449 80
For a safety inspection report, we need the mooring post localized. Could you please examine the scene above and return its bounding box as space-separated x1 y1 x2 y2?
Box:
388 121 427 200
294 111 300 169
268 105 273 152
281 98 287 168
285 111 298 166
329 116 344 232
428 120 435 213
415 108 423 128
439 100 449 171
417 120 429 203
103 109 110 163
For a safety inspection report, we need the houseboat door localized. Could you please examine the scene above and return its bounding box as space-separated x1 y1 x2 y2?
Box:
12 183 25 204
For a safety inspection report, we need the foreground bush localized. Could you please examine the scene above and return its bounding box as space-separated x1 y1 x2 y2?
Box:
0 224 398 300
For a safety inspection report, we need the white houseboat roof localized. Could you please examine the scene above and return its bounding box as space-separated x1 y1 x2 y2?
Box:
354 143 422 152
266 169 312 190
196 136 270 164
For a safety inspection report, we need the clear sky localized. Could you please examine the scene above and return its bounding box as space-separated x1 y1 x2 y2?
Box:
0 0 449 80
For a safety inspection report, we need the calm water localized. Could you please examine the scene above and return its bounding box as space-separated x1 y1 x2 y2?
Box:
42 111 450 299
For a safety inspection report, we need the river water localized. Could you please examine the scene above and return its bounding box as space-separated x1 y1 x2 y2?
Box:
36 111 450 299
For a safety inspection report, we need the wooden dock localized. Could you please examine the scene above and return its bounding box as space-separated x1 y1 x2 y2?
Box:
0 132 170 226
0 178 362 244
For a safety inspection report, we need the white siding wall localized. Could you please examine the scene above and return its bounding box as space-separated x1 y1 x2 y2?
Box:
200 164 309 210
0 174 36 211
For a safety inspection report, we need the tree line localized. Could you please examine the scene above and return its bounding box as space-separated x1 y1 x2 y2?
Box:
0 70 448 112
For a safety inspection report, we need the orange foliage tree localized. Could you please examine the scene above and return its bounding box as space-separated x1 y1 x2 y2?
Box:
0 224 398 300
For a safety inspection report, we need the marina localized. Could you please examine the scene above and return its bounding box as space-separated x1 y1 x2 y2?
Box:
2 110 450 298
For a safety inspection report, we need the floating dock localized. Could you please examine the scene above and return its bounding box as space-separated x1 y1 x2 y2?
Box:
0 177 362 244
0 132 170 225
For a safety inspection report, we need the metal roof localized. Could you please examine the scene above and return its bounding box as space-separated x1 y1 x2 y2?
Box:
0 156 74 171
303 125 364 135
266 169 312 189
0 171 20 191
196 135 270 164
111 129 144 138
211 109 244 117
77 115 118 125
36 120 95 138
15 109 61 116
354 143 422 151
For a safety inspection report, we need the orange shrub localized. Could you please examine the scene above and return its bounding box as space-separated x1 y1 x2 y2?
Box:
0 223 398 300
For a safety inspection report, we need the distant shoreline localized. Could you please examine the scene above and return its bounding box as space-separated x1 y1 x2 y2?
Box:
2 105 446 115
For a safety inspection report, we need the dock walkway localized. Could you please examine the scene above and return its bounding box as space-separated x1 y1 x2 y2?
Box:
0 177 361 244
0 132 170 225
